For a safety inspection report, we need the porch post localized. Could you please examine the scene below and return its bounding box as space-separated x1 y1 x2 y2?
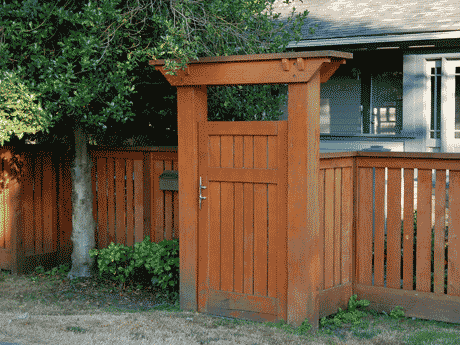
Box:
286 70 321 328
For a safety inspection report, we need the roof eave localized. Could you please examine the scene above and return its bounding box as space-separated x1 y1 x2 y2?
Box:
287 30 460 48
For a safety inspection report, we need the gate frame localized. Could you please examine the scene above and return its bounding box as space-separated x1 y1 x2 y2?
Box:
149 51 353 329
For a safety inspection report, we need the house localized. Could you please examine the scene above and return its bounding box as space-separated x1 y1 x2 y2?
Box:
269 0 460 154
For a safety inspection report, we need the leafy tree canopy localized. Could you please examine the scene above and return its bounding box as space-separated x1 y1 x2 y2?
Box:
0 0 317 147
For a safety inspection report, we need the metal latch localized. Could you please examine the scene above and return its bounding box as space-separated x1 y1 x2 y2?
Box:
199 176 206 210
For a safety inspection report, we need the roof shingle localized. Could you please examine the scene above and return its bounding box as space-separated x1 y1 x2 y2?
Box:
269 0 460 40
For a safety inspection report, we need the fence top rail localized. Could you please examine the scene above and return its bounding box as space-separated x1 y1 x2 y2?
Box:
88 145 178 152
0 145 178 153
3 146 459 160
320 151 460 160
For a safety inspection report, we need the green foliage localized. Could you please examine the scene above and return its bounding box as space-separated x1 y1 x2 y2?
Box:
89 242 135 284
319 294 371 332
0 70 53 145
0 0 315 146
288 294 405 339
89 236 180 300
131 236 179 298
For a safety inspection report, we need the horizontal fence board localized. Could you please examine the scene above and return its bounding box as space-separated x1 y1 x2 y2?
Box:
201 121 280 136
318 282 353 318
357 157 460 170
354 283 460 324
319 157 355 169
207 167 278 184
207 290 278 316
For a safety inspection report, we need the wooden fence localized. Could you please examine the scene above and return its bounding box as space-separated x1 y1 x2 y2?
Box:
2 146 460 325
318 151 460 325
0 145 178 274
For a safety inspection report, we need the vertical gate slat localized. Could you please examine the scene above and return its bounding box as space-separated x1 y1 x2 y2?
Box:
254 182 267 296
357 166 373 285
267 135 277 298
417 169 432 292
209 181 221 291
374 167 385 287
115 158 126 246
220 135 234 292
209 134 221 291
107 157 115 245
403 168 415 290
387 168 402 289
268 184 277 298
234 135 244 294
324 169 334 290
210 136 221 168
221 181 234 292
243 135 254 295
448 170 460 296
126 159 134 248
254 136 268 297
234 182 244 293
434 169 446 294
334 168 342 286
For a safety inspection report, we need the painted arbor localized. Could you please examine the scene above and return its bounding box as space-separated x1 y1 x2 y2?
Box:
150 50 352 329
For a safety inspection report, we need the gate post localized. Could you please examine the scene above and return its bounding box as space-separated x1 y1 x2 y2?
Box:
177 85 207 312
286 70 322 329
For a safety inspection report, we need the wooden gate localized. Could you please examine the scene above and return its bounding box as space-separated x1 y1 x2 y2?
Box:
197 120 288 323
150 51 353 329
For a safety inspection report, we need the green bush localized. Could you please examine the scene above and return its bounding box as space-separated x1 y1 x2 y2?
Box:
89 236 179 299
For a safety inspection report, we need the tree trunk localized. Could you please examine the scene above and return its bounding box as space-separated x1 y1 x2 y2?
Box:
66 122 96 279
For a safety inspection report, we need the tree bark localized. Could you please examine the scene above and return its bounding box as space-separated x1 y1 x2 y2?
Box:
66 122 96 279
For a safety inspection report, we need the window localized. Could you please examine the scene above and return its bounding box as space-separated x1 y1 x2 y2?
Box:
373 105 398 135
430 63 441 139
455 66 460 138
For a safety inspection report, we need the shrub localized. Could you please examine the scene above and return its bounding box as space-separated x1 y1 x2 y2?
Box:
89 236 179 299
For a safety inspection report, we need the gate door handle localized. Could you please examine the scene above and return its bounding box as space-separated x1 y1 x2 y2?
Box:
199 176 207 210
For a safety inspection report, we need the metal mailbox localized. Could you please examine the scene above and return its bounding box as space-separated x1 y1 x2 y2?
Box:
159 170 179 191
